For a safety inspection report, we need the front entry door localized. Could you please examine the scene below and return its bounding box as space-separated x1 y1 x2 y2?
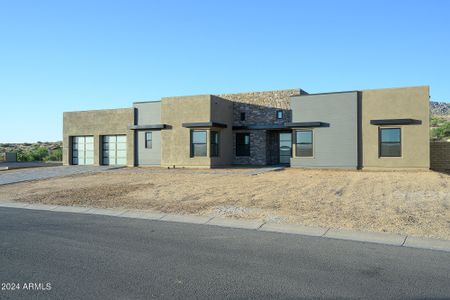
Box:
279 132 292 165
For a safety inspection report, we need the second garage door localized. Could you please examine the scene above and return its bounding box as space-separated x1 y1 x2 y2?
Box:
102 135 127 165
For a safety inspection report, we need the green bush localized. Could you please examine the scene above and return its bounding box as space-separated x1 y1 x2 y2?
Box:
430 117 444 127
45 148 62 161
17 146 49 162
431 121 450 140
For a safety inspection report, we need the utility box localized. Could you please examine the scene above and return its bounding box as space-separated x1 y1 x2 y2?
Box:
5 152 17 162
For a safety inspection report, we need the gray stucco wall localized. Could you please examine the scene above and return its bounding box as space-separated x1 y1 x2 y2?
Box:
134 101 161 124
290 92 358 168
133 101 162 166
210 96 234 167
136 130 161 166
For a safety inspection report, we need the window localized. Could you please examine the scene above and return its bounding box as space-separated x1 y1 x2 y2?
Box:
276 110 283 119
236 133 250 156
296 130 313 157
210 131 220 157
145 132 152 149
191 130 207 157
240 112 246 121
379 128 401 157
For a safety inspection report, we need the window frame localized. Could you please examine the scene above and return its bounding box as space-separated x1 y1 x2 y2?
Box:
276 110 283 119
379 127 402 157
190 130 207 157
236 132 250 157
210 131 220 157
145 131 152 149
295 129 314 158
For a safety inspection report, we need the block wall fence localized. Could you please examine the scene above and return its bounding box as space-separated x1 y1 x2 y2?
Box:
430 141 450 170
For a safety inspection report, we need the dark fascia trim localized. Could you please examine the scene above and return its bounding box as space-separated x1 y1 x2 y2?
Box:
128 124 168 130
290 90 358 97
232 124 288 130
370 119 422 125
286 122 328 128
182 122 227 128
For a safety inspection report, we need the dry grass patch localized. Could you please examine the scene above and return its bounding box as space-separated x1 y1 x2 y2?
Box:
0 168 449 239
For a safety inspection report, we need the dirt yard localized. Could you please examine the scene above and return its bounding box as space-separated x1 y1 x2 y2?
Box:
1 168 449 239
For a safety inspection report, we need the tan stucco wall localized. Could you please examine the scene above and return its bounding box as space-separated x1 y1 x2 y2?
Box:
161 95 212 167
361 86 430 169
63 108 134 166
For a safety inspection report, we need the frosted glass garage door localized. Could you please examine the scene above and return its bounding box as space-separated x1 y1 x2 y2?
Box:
102 135 127 165
72 136 94 165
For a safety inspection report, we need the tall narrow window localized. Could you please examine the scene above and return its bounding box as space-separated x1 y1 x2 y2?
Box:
240 112 246 121
210 131 220 157
145 132 152 149
379 128 401 157
296 130 313 157
191 130 207 157
276 110 283 119
236 133 250 156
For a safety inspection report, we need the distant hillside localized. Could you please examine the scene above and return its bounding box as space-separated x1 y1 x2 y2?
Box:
429 101 450 141
430 101 450 117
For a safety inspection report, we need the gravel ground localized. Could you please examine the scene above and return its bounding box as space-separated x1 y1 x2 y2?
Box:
0 168 449 239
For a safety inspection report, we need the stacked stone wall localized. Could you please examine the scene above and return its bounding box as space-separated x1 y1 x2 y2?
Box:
219 89 299 165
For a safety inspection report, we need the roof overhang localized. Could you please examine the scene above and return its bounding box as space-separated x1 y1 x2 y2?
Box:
232 124 288 130
370 119 422 125
128 124 168 130
182 122 227 128
285 122 328 128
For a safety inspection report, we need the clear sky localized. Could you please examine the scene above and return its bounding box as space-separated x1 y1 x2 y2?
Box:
0 0 449 143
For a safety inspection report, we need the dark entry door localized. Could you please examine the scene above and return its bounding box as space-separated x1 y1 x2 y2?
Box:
279 132 292 164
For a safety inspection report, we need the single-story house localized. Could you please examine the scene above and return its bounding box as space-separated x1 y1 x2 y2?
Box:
63 86 430 170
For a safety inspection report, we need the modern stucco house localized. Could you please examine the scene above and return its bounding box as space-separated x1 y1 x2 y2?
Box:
63 86 430 170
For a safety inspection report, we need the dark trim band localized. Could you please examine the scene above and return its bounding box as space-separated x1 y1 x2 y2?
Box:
370 119 422 125
286 122 328 128
128 124 168 130
182 122 227 128
233 124 288 130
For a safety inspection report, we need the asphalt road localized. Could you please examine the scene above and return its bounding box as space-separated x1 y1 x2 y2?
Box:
1 207 449 299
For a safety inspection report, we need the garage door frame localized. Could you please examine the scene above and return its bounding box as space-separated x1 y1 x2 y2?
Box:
71 136 94 165
102 135 127 166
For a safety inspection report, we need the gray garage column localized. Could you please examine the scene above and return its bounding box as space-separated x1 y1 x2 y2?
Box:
136 130 161 166
290 92 358 169
133 101 162 166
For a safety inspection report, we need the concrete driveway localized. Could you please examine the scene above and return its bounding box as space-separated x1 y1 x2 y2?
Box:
0 166 117 185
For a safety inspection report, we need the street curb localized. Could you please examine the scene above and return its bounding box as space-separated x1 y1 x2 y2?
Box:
161 214 213 224
324 228 406 246
206 217 265 230
403 236 450 252
118 210 166 220
1 201 449 253
260 223 328 237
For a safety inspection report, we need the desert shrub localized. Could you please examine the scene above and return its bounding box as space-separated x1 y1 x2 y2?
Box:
17 146 49 162
45 148 62 161
431 121 450 140
430 117 445 127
